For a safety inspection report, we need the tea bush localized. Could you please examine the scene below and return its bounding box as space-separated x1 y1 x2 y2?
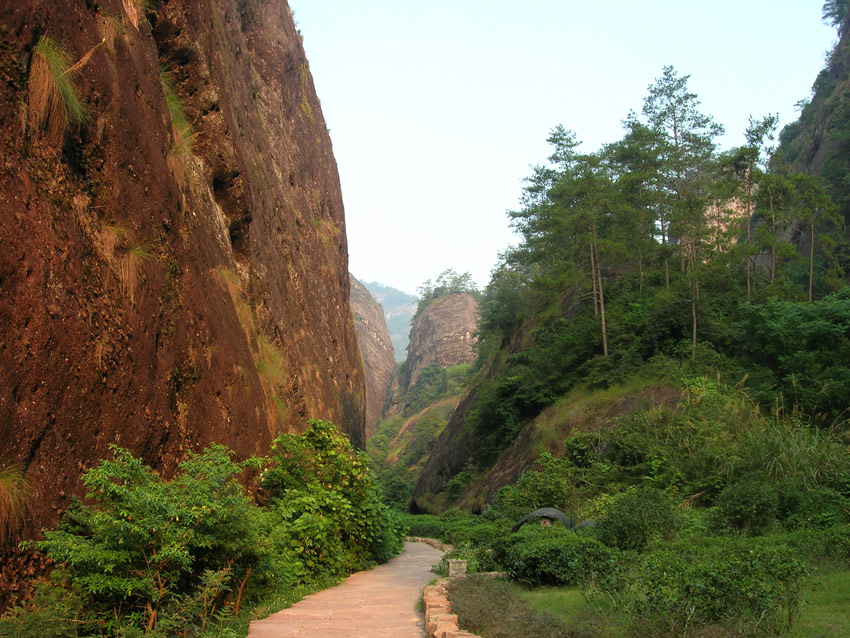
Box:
501 527 622 587
632 537 809 634
776 483 849 529
596 487 678 551
712 478 779 535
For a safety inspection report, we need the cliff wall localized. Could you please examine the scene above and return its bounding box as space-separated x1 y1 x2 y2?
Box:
0 0 365 567
350 275 396 437
405 293 478 390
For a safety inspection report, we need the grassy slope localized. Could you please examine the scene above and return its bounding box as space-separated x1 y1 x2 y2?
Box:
518 568 850 638
446 374 681 512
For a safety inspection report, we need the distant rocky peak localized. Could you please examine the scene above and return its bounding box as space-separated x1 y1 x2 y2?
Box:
405 293 479 390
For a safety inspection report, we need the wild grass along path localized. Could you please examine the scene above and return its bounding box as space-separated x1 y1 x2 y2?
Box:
247 541 444 638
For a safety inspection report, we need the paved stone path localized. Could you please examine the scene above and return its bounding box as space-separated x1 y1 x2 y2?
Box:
247 542 444 638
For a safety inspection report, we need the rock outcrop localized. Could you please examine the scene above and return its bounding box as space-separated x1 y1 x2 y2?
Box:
405 293 479 390
0 0 364 572
350 275 396 437
364 281 418 363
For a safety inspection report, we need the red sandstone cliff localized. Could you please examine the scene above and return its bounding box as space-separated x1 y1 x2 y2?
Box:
405 293 479 390
350 275 396 437
0 0 365 574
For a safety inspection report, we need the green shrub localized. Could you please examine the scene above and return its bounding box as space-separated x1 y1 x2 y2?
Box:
0 579 91 637
501 527 622 587
3 420 405 636
781 524 850 565
399 515 438 539
434 541 499 575
776 483 849 529
441 516 498 546
260 420 405 571
633 537 809 634
712 478 779 535
27 445 262 634
597 487 678 551
446 471 473 497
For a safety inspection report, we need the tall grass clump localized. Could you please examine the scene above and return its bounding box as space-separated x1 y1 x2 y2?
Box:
30 36 88 127
161 70 192 148
0 463 29 545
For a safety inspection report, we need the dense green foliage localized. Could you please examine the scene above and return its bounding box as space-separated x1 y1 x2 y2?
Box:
460 64 849 467
404 378 849 636
401 363 473 417
1 421 404 637
367 363 473 508
499 527 621 588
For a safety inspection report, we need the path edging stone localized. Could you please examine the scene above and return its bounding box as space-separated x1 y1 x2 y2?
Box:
423 578 481 638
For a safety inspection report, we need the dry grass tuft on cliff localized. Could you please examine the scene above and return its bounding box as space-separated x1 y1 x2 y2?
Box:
27 35 104 145
27 36 79 144
0 464 29 545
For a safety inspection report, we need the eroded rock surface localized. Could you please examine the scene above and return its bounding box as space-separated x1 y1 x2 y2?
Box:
0 0 364 590
406 293 478 389
350 275 396 437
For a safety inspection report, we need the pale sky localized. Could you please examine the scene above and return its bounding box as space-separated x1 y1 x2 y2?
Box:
289 1 837 295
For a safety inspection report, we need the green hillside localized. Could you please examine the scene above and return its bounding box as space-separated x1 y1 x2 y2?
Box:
391 9 850 636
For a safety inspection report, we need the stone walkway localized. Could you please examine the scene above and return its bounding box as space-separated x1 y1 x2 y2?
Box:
247 542 444 638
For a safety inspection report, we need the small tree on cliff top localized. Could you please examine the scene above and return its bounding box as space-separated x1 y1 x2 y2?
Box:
415 269 478 314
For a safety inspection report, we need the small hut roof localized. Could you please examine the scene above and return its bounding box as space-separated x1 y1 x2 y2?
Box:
510 507 574 533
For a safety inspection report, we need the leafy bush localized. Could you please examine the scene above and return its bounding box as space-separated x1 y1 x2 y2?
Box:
781 524 850 565
2 420 405 636
501 527 622 587
737 292 850 424
777 484 849 529
434 541 499 575
401 513 446 539
27 445 262 634
632 538 809 634
712 478 779 535
260 420 405 571
597 487 678 551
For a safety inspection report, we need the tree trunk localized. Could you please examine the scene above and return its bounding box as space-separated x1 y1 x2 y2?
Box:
691 282 697 359
638 245 644 295
770 188 776 283
809 219 815 303
658 202 670 289
746 169 753 301
591 222 608 356
589 241 598 317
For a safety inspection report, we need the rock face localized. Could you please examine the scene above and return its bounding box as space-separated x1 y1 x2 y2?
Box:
405 293 479 389
364 281 418 363
776 13 850 220
0 0 365 562
350 275 396 437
